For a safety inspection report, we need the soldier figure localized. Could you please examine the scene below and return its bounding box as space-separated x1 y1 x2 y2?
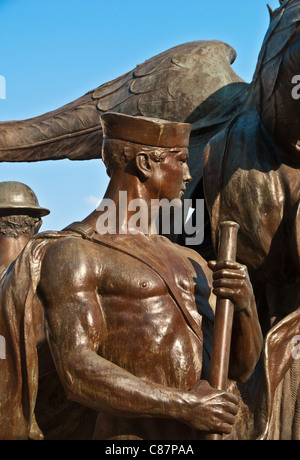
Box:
0 181 50 269
0 181 49 439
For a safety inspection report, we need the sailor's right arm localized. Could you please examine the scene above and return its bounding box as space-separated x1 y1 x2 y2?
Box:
38 238 238 435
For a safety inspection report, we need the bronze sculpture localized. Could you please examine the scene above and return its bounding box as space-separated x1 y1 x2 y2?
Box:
0 114 263 440
38 114 263 439
0 181 49 268
202 0 300 439
0 0 299 440
0 182 49 439
0 40 244 163
0 1 298 286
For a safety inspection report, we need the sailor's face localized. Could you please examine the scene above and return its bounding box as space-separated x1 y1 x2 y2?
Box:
152 148 192 201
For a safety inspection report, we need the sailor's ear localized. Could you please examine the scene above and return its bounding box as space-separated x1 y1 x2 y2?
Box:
135 153 153 180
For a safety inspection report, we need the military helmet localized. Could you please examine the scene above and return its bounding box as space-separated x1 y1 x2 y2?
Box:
0 181 50 216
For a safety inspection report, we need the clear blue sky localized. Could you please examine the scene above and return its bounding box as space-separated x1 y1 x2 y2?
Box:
0 0 280 231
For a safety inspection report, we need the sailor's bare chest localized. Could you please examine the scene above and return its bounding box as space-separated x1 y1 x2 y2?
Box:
94 235 208 387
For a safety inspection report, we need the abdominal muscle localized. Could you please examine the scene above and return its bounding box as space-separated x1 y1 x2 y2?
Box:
100 293 204 387
94 294 204 440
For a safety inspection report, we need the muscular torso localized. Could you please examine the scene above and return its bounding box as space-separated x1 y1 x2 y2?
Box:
41 233 214 386
86 233 213 387
39 233 215 439
98 245 205 388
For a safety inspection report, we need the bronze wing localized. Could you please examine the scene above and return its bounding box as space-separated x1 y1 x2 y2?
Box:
0 40 245 163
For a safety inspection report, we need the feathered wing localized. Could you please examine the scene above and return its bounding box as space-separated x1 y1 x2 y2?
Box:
0 40 245 162
0 86 108 163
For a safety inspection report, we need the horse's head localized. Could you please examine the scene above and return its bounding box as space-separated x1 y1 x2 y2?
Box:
253 0 300 159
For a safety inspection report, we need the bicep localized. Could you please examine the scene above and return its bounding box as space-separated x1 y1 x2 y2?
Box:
38 243 104 365
44 290 103 357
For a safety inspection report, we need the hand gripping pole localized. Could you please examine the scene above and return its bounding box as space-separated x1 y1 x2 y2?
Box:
205 221 240 441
